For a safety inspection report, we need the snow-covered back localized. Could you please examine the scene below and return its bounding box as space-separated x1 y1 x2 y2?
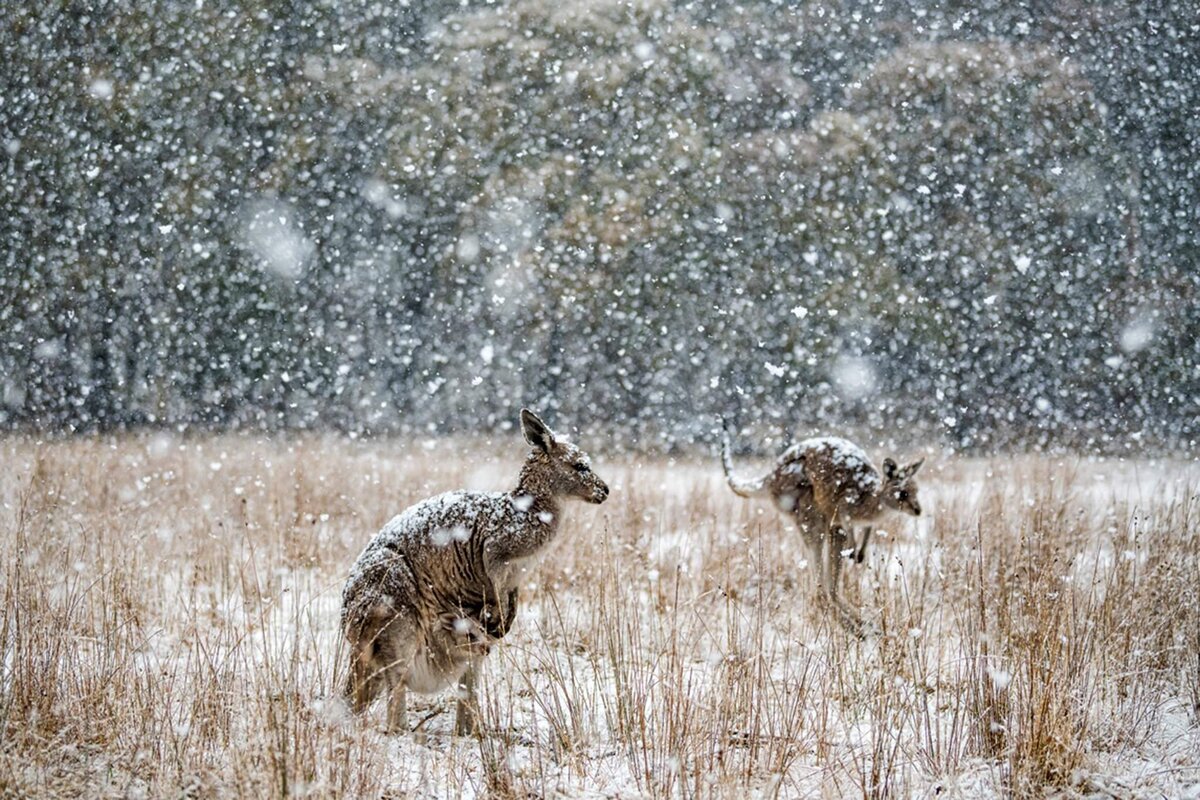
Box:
344 488 544 595
784 436 882 491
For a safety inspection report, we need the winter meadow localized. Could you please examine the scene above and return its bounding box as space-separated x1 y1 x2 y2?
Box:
2 2 1199 799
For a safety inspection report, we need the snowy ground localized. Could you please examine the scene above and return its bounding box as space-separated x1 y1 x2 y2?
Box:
1 436 1198 798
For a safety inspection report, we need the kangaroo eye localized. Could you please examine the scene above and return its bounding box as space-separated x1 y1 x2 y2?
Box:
898 490 909 501
573 462 590 473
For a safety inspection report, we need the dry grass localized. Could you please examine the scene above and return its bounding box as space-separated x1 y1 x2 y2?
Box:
1 435 1198 798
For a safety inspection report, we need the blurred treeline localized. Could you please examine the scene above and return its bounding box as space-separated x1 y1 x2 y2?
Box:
1 1 1196 452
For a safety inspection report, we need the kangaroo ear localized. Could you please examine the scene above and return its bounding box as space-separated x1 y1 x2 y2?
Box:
882 458 899 481
520 408 555 453
905 458 925 477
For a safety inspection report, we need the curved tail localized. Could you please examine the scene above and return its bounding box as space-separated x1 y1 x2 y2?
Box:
721 423 768 498
343 604 392 713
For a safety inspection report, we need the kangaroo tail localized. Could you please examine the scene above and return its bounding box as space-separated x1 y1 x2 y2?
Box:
721 422 768 498
343 604 393 712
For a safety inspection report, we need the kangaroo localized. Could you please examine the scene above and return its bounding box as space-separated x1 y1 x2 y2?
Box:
341 409 609 735
722 429 923 636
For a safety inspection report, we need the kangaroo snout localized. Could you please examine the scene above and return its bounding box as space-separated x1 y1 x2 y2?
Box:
589 482 610 504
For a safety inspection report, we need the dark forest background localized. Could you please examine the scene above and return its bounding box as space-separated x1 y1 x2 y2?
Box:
2 1 1197 452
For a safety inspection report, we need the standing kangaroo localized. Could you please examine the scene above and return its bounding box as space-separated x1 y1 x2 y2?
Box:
721 430 923 636
341 409 609 735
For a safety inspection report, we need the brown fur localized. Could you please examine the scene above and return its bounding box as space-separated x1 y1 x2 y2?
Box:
341 409 608 735
722 432 924 637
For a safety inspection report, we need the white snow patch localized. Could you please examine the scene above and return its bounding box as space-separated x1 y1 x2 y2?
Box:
88 78 114 100
363 177 406 218
1120 316 1155 354
986 663 1011 691
33 339 62 360
831 354 876 400
239 198 314 279
457 232 481 262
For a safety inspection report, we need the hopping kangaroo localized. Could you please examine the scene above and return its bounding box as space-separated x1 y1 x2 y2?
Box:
341 409 609 735
722 430 923 636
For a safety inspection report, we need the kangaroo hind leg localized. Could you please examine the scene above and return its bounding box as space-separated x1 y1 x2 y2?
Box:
826 523 867 639
345 604 420 732
853 526 873 564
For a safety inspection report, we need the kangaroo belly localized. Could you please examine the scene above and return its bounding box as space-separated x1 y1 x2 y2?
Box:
488 556 536 594
404 629 471 694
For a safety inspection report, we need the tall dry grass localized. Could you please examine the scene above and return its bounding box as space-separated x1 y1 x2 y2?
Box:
1 436 1197 798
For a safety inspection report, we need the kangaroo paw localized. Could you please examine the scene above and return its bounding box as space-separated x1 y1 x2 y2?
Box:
454 704 483 738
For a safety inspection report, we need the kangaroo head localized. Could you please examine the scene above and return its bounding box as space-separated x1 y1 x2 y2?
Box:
519 408 609 504
880 457 924 516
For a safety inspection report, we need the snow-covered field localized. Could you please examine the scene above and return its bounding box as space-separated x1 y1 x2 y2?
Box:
2 436 1197 798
